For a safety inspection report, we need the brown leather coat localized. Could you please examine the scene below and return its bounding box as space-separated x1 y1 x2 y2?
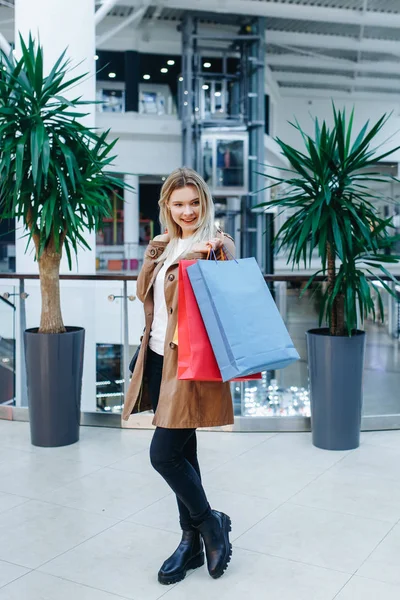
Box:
122 234 235 428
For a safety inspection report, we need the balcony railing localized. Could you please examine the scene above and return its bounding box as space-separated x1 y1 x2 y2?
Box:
1 273 399 432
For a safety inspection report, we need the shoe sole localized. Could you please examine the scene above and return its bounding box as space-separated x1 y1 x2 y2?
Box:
158 552 205 585
210 514 232 579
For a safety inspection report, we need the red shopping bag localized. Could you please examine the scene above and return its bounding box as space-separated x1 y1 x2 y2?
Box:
178 260 261 381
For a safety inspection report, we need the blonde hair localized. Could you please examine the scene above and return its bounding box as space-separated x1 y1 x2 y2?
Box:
156 167 216 262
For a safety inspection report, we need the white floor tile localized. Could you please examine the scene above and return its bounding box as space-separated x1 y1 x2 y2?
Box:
158 547 350 600
0 453 100 499
241 433 351 475
291 468 400 523
30 427 152 468
40 521 193 600
235 502 391 573
335 576 400 600
0 445 32 466
2 422 400 600
0 500 118 569
0 422 34 454
0 561 29 590
357 522 400 586
203 456 318 502
0 492 29 515
361 430 400 451
334 443 400 482
0 571 129 600
42 466 171 520
127 486 280 541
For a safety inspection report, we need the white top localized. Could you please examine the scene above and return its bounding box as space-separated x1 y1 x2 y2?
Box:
149 237 194 356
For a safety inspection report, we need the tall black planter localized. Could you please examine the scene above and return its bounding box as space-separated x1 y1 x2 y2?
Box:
24 326 85 447
306 328 366 451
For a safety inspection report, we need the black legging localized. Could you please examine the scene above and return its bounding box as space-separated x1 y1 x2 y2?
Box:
145 347 212 530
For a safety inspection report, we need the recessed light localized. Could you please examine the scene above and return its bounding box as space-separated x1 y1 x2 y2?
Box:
184 101 188 106
195 107 199 112
202 84 209 90
214 91 221 97
179 76 183 82
94 54 99 61
167 60 175 66
184 90 188 95
108 72 116 78
161 67 168 73
203 62 211 68
162 176 166 181
143 74 151 80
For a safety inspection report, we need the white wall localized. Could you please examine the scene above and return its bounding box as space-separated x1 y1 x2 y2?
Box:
276 95 400 163
96 112 182 175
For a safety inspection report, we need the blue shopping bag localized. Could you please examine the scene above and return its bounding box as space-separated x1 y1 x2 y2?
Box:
187 256 300 382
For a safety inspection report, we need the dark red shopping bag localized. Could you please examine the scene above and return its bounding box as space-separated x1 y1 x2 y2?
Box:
177 260 261 381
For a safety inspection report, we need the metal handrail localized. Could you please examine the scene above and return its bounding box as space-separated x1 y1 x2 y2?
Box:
1 273 399 282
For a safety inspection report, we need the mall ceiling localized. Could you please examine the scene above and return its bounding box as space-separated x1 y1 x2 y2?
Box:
95 0 400 100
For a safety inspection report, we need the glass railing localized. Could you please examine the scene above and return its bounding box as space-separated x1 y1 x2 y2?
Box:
0 283 16 407
1 273 399 430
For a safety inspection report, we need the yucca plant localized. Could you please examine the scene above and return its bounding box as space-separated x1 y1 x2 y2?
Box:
258 105 400 336
0 35 123 334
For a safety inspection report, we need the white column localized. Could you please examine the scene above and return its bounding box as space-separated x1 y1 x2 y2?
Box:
123 175 140 261
14 0 98 413
15 0 96 274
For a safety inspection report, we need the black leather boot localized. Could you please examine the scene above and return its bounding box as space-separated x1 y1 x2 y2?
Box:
158 530 204 585
195 510 232 579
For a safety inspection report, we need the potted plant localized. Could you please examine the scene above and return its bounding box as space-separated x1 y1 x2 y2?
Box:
257 105 400 450
0 35 125 447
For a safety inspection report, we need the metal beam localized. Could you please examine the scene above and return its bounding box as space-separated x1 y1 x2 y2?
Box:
95 0 119 26
267 54 400 76
275 71 400 91
124 0 400 29
280 87 400 101
96 5 148 46
266 30 400 57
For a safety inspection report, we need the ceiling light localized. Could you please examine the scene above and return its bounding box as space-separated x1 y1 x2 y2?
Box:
161 67 168 73
162 176 166 181
214 91 221 97
195 107 199 112
167 60 175 66
179 76 183 82
184 101 188 106
203 62 211 68
94 54 99 61
143 74 151 80
108 72 116 79
184 90 188 95
202 84 209 90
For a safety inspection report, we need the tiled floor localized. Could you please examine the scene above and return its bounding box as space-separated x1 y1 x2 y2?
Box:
1 421 400 599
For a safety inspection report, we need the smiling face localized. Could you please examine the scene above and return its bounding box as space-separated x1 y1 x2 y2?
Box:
167 185 201 238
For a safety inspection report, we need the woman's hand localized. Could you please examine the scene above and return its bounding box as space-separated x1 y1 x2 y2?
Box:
192 237 223 255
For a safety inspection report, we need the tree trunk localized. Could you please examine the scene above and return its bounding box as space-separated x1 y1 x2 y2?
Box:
38 246 66 334
327 242 337 336
327 242 346 336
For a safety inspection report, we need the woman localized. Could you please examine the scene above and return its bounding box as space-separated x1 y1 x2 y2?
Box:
123 167 235 585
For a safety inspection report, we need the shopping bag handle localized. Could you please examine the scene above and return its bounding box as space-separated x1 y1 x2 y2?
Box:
206 245 238 264
222 244 238 263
